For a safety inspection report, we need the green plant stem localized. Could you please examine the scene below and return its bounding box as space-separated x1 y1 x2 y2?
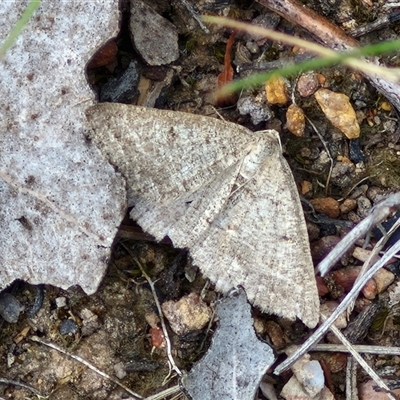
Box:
203 16 400 95
0 0 41 59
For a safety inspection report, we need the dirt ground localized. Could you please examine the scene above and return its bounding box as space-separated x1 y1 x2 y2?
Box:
2 0 400 399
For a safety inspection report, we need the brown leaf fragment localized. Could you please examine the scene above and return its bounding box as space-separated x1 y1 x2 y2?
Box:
216 30 237 106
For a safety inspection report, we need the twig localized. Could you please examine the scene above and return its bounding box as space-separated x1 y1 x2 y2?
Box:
323 315 396 400
345 357 357 400
144 385 182 400
274 237 400 374
312 343 400 355
317 191 400 276
30 336 143 399
350 12 400 37
256 0 400 114
306 117 333 196
0 377 46 398
120 242 182 377
179 0 210 33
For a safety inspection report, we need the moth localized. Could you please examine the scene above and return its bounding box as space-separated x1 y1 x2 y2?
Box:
86 103 319 328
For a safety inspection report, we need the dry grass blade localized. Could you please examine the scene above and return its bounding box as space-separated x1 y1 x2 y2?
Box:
318 192 400 276
312 344 400 355
321 315 396 400
203 16 400 82
275 238 400 374
30 336 143 399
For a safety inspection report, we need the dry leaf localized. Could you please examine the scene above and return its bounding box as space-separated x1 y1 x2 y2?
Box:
181 288 276 399
0 1 125 293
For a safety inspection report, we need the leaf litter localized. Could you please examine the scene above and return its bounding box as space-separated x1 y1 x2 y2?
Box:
2 0 400 399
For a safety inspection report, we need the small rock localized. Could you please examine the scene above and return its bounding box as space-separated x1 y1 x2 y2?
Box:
0 293 24 323
320 301 347 329
331 161 356 188
87 40 118 69
99 60 141 104
306 221 320 241
316 276 329 296
310 197 340 218
265 320 288 348
359 379 400 400
315 88 360 139
311 235 341 262
363 268 395 300
301 180 312 196
237 95 272 125
59 319 79 336
259 381 279 400
357 196 372 218
265 76 289 105
80 308 100 336
339 198 357 214
349 138 365 163
55 296 67 308
114 362 127 379
130 0 179 66
321 352 347 373
290 353 325 398
332 266 394 299
297 73 321 97
286 103 305 137
161 293 212 335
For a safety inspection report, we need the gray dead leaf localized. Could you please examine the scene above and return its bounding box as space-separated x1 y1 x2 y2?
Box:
0 2 126 293
85 103 320 328
181 287 275 400
129 0 179 66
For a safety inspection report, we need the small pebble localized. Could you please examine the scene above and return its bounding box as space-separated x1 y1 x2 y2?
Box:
265 76 289 105
161 293 212 335
0 293 24 323
339 198 357 214
237 95 272 125
310 197 340 218
114 362 127 379
286 103 305 137
311 236 341 262
59 319 79 336
297 73 321 97
99 60 140 104
357 196 372 218
320 301 347 329
264 320 287 348
55 296 67 308
130 0 179 66
315 88 360 139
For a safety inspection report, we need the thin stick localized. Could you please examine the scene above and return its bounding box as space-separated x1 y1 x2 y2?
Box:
144 385 182 400
274 237 400 374
317 192 400 276
256 0 400 114
325 317 395 400
0 377 45 398
306 117 333 196
30 336 143 399
120 243 182 376
312 343 400 355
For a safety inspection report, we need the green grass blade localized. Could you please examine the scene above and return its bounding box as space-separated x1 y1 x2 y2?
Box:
0 0 41 59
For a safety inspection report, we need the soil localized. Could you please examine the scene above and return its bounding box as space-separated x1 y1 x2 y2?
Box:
2 0 400 399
